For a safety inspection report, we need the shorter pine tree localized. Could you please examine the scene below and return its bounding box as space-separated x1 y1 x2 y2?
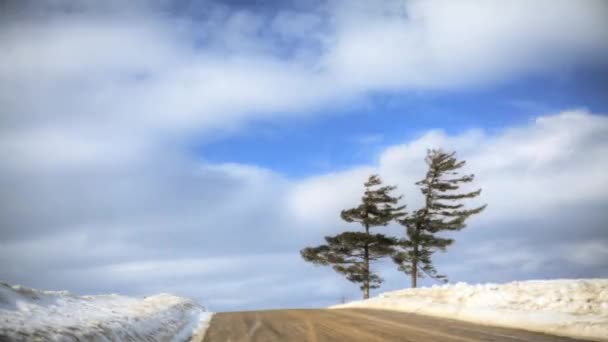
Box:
301 175 405 299
301 232 397 296
393 149 486 288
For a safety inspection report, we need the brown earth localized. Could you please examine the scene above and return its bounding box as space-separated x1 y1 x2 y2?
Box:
199 308 586 342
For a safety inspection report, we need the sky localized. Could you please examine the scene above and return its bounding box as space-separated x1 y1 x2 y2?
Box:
1 0 607 311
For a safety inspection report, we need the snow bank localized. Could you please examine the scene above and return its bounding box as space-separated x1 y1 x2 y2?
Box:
331 279 608 341
0 282 213 341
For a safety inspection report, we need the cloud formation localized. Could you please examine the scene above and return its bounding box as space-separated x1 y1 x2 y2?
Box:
0 0 607 310
2 109 607 309
2 0 607 139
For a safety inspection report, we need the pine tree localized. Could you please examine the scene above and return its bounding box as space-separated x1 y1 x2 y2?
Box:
301 175 406 299
392 150 486 288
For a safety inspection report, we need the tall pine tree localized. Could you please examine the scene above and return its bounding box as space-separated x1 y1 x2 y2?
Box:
392 150 486 288
301 175 406 299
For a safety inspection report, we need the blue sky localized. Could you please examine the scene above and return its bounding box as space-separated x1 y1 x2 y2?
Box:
1 0 607 311
200 67 608 177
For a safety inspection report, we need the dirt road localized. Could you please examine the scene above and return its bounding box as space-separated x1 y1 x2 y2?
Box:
200 308 584 342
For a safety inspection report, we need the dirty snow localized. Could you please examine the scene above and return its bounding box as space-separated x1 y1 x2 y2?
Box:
0 282 213 341
331 279 608 341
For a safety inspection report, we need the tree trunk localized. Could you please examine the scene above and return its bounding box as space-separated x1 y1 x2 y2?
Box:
363 244 370 299
410 258 417 288
411 225 419 288
413 173 432 289
363 223 370 299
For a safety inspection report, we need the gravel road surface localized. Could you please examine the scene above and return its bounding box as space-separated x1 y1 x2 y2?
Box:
200 308 585 342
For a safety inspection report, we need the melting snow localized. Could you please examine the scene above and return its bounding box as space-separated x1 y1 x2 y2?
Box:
331 279 608 341
0 282 213 341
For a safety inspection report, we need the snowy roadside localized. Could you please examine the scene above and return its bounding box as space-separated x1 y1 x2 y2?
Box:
331 279 608 341
0 282 213 341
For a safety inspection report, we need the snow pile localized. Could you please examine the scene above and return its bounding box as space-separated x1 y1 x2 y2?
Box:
331 279 608 341
0 282 213 341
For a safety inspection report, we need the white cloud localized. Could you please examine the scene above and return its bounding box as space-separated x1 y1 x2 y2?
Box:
287 167 374 230
290 109 608 225
1 0 607 309
1 108 607 308
1 0 606 155
287 109 608 286
323 0 608 89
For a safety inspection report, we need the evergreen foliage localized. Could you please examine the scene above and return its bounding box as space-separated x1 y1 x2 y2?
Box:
301 232 397 292
300 175 406 299
392 149 486 288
